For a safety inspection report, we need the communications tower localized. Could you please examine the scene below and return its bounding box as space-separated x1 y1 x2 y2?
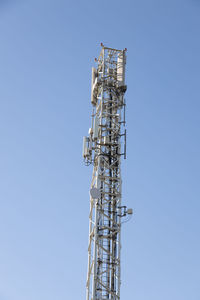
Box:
83 44 132 300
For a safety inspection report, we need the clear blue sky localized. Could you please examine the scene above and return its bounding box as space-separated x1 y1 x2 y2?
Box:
0 0 199 299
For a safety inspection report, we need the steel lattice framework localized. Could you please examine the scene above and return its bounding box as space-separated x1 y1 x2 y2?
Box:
83 45 129 300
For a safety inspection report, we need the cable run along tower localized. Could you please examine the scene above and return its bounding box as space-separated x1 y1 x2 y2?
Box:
83 44 132 300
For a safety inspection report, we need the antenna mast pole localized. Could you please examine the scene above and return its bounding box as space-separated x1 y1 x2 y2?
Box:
83 45 130 300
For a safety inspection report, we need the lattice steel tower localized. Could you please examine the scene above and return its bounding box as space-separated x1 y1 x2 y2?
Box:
83 44 132 300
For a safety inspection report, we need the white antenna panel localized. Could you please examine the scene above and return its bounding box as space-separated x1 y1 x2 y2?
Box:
82 136 89 158
117 51 126 86
93 116 99 139
91 68 98 106
92 67 97 85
